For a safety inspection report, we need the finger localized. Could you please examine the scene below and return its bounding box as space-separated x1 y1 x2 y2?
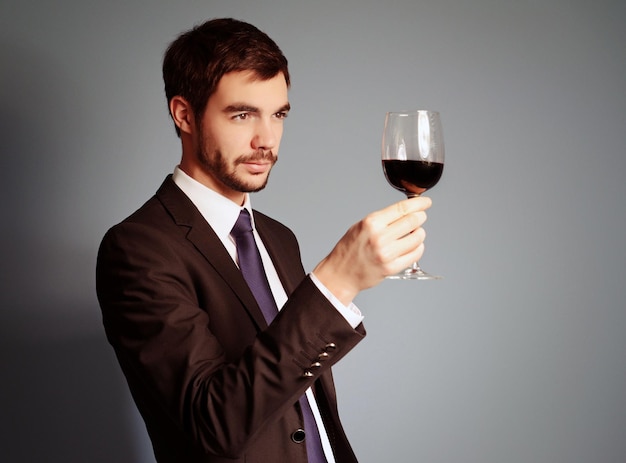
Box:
377 226 426 271
384 241 426 276
373 196 432 226
387 210 427 239
395 227 426 259
399 243 425 271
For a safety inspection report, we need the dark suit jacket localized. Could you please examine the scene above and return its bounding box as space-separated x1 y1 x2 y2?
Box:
96 176 365 462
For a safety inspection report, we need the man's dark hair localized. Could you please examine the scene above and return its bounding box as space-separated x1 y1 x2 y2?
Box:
163 18 290 136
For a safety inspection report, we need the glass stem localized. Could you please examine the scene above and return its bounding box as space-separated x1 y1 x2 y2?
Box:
407 193 423 276
408 261 425 276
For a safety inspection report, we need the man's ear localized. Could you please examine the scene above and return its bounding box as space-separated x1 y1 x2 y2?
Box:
169 96 194 135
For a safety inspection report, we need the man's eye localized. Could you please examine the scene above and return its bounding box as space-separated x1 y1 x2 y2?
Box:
233 113 249 120
275 112 289 119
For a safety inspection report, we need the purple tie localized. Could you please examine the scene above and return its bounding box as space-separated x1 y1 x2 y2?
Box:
231 209 327 463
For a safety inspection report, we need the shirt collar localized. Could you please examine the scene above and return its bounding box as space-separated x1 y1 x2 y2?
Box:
172 166 254 240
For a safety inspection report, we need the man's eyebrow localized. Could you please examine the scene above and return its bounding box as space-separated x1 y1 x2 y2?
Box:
223 103 291 114
223 104 259 113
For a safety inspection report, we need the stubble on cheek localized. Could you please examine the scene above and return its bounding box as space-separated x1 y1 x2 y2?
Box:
195 127 278 192
199 147 276 193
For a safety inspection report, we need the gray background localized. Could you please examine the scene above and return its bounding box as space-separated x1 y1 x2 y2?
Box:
1 1 625 462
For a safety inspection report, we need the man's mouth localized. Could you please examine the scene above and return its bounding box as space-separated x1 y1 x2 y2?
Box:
237 152 276 173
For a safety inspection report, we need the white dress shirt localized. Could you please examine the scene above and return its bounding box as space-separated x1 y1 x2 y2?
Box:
172 166 363 462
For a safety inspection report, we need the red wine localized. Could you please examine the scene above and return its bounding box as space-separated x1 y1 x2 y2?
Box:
382 159 443 196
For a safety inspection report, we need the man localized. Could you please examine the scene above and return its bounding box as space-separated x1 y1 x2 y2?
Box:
96 18 431 463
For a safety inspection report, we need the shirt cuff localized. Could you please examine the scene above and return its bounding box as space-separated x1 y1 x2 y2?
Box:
309 273 364 329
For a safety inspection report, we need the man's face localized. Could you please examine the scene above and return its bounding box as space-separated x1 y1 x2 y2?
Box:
190 71 290 203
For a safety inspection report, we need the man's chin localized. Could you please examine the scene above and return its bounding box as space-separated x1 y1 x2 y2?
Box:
227 171 271 194
246 175 271 193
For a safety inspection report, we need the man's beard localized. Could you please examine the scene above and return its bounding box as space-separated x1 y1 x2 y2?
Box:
196 136 277 193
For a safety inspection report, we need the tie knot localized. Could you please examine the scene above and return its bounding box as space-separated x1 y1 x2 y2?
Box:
231 209 253 238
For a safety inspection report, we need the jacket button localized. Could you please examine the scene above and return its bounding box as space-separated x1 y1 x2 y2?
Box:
324 342 337 352
291 428 306 443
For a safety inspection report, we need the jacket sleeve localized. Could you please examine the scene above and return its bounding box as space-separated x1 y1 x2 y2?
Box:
96 220 365 459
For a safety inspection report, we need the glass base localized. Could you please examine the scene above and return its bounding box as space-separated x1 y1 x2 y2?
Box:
386 264 442 280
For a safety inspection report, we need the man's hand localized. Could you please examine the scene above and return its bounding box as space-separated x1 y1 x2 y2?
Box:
313 196 432 306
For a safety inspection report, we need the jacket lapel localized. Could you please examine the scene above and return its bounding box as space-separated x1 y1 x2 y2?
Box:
254 211 306 296
155 176 268 330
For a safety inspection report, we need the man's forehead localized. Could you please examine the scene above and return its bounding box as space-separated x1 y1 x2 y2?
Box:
212 71 289 107
217 70 288 89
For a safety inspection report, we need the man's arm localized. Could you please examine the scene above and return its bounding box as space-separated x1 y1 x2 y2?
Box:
96 221 364 458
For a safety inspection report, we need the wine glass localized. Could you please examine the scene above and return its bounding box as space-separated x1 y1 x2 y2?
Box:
382 110 444 280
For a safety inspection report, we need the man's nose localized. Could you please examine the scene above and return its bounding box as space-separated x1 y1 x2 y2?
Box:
251 120 278 151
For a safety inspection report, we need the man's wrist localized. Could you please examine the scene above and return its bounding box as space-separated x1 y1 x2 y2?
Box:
311 259 359 307
309 272 363 329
